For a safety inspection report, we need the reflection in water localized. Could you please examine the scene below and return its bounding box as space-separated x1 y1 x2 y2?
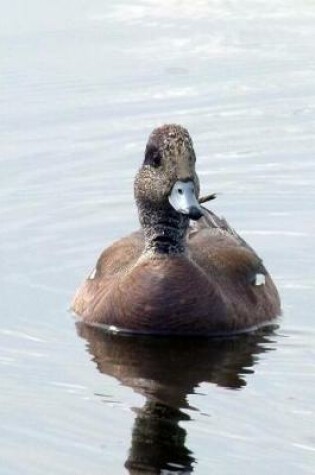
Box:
76 323 277 474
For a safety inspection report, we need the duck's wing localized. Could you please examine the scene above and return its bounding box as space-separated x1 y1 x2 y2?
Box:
71 230 145 317
94 230 145 278
188 206 256 254
187 205 268 289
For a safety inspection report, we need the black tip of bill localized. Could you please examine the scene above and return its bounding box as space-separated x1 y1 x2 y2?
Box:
188 206 203 221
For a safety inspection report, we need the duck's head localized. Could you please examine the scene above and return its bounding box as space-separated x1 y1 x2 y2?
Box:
134 124 203 220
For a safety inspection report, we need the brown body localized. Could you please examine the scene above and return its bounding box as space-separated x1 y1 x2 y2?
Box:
72 125 280 335
72 210 280 335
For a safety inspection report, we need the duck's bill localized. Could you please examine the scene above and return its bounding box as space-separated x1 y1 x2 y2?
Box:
168 180 203 220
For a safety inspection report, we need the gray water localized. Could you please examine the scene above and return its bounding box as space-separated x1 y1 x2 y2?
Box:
1 1 315 474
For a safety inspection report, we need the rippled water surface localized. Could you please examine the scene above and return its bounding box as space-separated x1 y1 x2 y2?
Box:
1 1 315 474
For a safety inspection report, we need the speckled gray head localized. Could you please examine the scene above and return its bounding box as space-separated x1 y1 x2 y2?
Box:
134 124 202 220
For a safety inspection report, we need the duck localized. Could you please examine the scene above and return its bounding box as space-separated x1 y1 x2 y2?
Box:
71 124 281 335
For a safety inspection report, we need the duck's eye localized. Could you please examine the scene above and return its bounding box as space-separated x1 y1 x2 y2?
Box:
144 144 161 168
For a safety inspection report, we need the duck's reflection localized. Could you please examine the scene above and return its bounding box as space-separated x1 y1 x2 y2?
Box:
76 323 277 474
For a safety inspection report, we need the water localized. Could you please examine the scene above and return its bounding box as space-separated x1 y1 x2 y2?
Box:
1 1 315 473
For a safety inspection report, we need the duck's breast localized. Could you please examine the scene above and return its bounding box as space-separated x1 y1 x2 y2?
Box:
90 255 228 334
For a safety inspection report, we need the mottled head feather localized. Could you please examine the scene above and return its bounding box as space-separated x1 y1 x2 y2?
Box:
134 124 200 254
135 124 199 206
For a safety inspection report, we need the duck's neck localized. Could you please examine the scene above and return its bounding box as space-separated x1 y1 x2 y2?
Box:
138 201 189 255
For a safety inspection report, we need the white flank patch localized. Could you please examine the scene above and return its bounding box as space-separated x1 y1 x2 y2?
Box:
254 273 266 286
88 268 97 280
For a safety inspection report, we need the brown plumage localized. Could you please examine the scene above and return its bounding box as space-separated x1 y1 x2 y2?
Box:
72 124 281 335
